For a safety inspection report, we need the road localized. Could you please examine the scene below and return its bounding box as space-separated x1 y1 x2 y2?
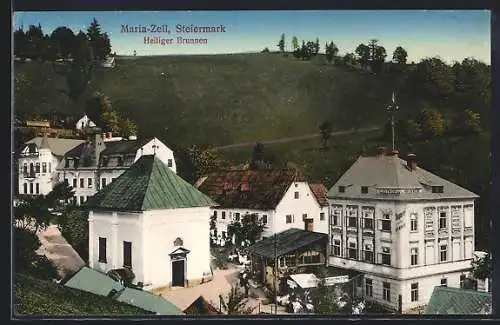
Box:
210 127 380 151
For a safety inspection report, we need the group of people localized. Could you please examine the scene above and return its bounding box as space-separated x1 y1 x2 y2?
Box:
239 268 251 297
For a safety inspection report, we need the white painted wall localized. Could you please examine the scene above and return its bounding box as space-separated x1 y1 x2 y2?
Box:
142 207 211 288
134 138 176 174
18 147 60 196
327 197 476 310
76 115 96 130
275 182 329 234
365 270 468 311
89 206 212 289
213 208 275 239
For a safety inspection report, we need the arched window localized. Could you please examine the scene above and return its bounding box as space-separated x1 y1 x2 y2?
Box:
48 162 52 173
29 163 34 174
23 183 27 194
35 162 40 173
23 163 27 174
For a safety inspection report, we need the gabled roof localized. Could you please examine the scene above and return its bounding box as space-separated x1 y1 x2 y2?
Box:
425 286 492 315
85 155 215 211
183 296 222 315
327 154 479 201
246 228 327 259
195 169 306 210
25 137 85 157
309 184 329 207
115 287 184 315
100 138 150 156
64 266 124 297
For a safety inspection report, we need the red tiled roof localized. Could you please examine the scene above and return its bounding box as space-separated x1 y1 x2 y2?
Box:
195 168 306 210
309 183 329 207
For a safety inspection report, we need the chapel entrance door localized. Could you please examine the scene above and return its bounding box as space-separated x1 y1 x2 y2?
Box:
172 260 185 287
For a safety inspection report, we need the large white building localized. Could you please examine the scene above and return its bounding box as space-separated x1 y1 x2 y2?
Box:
17 134 85 196
56 132 176 206
87 155 215 291
326 148 479 312
195 169 330 242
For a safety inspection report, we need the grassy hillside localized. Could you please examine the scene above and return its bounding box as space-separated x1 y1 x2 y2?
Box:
13 273 153 317
14 53 407 148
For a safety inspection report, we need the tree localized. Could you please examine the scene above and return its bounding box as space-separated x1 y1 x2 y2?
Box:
50 26 76 59
278 33 285 55
85 92 121 133
86 18 111 61
343 53 356 66
219 286 255 315
355 43 370 70
299 41 315 60
185 145 223 179
455 109 481 135
319 120 333 148
14 228 58 280
471 252 492 281
368 39 387 74
392 46 408 65
312 275 341 315
14 28 27 58
261 47 270 53
291 36 299 52
415 108 445 137
25 24 44 59
227 222 243 246
325 42 339 64
119 118 139 137
240 214 264 245
67 31 93 102
59 208 89 262
314 38 320 56
409 57 455 100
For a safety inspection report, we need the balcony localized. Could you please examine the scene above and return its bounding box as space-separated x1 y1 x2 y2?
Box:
464 227 473 236
23 172 36 179
20 152 39 158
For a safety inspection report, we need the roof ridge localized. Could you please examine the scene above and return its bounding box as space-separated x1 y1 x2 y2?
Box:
138 155 157 210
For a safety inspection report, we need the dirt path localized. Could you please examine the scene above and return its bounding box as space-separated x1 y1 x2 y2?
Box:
210 127 380 151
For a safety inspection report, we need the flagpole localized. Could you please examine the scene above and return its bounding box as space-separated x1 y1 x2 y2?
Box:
387 92 399 151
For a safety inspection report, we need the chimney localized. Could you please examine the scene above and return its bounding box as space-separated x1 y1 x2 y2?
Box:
407 153 417 171
390 149 399 157
377 145 387 156
94 132 106 165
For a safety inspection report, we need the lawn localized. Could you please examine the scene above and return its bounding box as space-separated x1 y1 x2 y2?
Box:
13 273 153 317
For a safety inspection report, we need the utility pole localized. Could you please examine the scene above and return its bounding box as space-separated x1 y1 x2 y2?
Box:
274 231 278 314
386 91 399 151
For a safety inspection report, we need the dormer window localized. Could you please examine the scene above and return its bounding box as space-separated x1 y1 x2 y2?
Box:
432 186 444 193
65 159 70 168
339 186 345 193
361 186 368 194
117 157 124 167
102 157 109 167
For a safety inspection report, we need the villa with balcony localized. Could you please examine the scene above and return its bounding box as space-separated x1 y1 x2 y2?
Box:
326 147 479 312
17 134 84 196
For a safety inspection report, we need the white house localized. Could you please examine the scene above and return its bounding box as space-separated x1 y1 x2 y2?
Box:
86 155 215 291
195 169 330 242
75 114 97 131
326 148 479 312
17 134 85 196
56 131 176 206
